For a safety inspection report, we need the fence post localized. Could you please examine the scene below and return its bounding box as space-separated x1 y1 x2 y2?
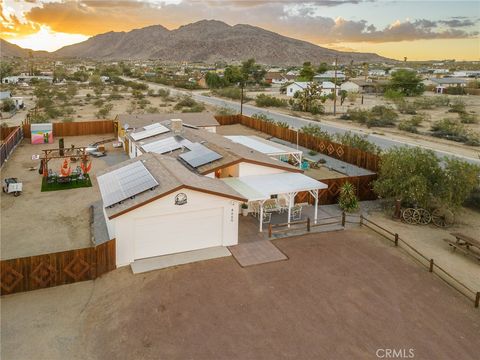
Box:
341 212 346 227
475 292 479 308
268 224 272 238
429 259 434 272
359 214 363 226
307 217 310 232
394 233 399 246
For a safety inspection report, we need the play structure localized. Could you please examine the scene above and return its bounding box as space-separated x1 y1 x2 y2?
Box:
39 144 93 191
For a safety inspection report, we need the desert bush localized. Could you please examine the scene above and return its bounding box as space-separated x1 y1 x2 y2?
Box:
431 118 468 142
334 132 381 154
215 106 237 115
276 121 289 128
342 108 370 124
448 99 466 114
300 124 332 141
366 105 398 127
384 89 404 102
132 89 144 99
1 98 15 112
157 88 170 98
96 103 114 118
174 96 197 109
396 99 417 114
255 94 288 108
93 99 104 108
146 106 159 114
338 182 359 213
459 112 478 124
251 113 275 123
181 103 206 113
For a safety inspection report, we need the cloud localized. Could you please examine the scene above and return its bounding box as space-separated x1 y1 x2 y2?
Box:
438 18 477 28
0 3 39 38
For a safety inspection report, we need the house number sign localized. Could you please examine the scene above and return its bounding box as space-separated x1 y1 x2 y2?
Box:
175 193 187 205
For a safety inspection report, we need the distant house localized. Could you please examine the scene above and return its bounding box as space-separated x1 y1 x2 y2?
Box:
368 69 386 77
430 78 467 94
0 91 24 110
286 82 310 97
340 81 360 93
2 75 53 84
313 71 346 81
264 71 288 85
432 69 449 75
319 81 339 96
285 70 299 80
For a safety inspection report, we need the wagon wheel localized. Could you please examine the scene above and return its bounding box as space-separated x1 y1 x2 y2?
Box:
415 208 431 225
402 208 417 224
432 208 454 228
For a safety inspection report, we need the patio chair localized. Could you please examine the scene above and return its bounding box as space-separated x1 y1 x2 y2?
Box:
262 211 272 223
290 205 303 221
250 202 260 218
277 197 289 213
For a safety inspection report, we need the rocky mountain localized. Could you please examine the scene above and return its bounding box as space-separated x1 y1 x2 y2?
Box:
1 38 49 58
53 20 389 64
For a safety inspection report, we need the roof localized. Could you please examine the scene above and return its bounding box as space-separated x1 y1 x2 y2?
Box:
128 123 301 175
224 135 301 156
117 113 220 130
97 153 246 219
431 78 467 85
287 82 310 89
222 173 328 201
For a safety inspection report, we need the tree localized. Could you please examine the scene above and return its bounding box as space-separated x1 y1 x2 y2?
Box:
205 72 225 88
241 58 265 84
299 62 315 81
338 182 359 213
388 69 424 96
1 98 15 112
373 147 443 207
290 82 325 114
224 65 244 85
0 61 13 83
317 62 329 74
439 158 480 209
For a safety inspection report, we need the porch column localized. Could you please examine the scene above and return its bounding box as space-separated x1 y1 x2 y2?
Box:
259 200 265 232
308 189 319 224
287 192 293 228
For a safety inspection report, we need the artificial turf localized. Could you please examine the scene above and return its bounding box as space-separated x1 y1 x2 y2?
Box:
41 174 92 192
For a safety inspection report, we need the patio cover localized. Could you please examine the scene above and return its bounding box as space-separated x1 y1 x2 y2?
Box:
225 135 303 166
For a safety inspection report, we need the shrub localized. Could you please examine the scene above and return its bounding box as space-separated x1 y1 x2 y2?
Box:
215 106 237 116
276 121 289 128
157 88 170 98
459 112 478 124
366 106 398 128
338 182 359 213
95 103 114 118
342 108 370 124
174 96 198 110
132 89 144 99
146 106 159 113
334 132 381 154
396 99 417 114
431 118 468 142
181 103 206 113
1 98 15 112
93 99 104 108
384 89 404 101
212 87 246 100
251 113 275 123
448 99 466 114
255 94 288 108
300 124 332 141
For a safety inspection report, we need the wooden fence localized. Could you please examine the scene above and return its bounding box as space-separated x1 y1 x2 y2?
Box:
0 126 23 167
296 174 378 205
22 120 115 138
0 239 116 296
215 115 381 172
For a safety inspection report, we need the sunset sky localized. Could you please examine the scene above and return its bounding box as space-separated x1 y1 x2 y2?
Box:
1 0 479 60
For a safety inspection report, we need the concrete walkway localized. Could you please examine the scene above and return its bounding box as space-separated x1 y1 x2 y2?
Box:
228 240 287 267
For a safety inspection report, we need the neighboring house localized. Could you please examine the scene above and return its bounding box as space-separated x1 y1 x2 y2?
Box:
319 81 339 96
340 81 361 93
2 75 54 84
313 71 346 82
0 91 11 100
368 69 386 77
285 70 299 80
0 91 24 110
286 82 310 97
98 119 327 266
432 69 449 75
430 78 467 93
264 71 288 84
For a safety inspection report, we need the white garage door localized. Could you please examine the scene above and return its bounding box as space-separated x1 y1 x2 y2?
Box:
133 208 224 259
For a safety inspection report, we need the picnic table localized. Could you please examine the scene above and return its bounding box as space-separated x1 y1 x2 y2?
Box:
444 232 480 261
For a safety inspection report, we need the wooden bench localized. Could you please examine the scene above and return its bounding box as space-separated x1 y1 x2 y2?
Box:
443 232 480 261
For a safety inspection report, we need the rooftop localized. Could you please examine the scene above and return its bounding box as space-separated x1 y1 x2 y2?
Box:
117 112 220 130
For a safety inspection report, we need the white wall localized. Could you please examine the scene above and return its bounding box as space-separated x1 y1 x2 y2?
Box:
112 189 240 267
238 162 286 177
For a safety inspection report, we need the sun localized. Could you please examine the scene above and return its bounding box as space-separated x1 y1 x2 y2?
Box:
7 26 89 52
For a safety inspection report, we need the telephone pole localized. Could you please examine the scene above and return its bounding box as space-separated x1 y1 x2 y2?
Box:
333 57 338 116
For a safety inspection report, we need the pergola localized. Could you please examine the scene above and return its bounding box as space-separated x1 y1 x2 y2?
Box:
223 173 328 232
225 135 303 168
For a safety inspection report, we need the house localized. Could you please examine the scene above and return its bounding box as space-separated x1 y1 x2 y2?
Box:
264 71 288 85
0 91 24 110
430 78 467 94
319 81 339 96
368 69 386 77
2 75 53 84
340 81 361 93
285 70 299 80
98 119 327 266
432 69 449 75
286 82 310 96
314 71 346 82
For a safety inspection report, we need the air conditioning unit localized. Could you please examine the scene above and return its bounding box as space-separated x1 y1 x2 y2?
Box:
171 118 183 134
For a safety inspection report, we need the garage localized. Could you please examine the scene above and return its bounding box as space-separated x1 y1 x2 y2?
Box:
133 208 223 259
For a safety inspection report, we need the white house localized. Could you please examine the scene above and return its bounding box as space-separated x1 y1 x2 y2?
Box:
368 69 386 77
314 71 346 81
286 82 310 97
98 119 327 267
430 78 467 93
320 81 340 96
340 81 361 93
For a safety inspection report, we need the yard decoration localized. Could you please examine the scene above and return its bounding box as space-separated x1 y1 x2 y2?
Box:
81 160 92 174
60 159 72 177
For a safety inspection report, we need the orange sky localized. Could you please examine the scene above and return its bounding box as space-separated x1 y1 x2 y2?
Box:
2 0 479 60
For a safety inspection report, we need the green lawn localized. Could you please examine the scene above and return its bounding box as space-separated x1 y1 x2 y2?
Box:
41 174 92 192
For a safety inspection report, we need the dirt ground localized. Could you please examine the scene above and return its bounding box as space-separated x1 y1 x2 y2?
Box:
217 124 345 179
367 207 480 292
0 134 127 259
1 228 479 360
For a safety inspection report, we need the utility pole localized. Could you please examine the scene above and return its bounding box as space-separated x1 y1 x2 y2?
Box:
333 56 338 116
240 82 244 116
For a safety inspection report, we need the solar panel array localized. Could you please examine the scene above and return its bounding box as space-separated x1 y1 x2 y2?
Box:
98 161 158 207
179 143 223 168
142 136 193 154
130 123 170 141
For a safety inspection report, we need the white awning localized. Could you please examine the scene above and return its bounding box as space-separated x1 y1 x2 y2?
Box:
221 173 327 201
225 135 301 156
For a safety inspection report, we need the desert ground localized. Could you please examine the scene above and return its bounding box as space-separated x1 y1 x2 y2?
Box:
1 228 479 360
0 134 127 259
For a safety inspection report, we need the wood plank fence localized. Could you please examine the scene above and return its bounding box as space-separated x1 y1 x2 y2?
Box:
215 115 380 172
0 126 23 167
22 120 115 138
0 239 116 296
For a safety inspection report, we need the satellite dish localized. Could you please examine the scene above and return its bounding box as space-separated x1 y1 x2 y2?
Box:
123 123 129 131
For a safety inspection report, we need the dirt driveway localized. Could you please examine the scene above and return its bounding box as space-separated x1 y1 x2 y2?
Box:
1 135 127 259
1 228 478 360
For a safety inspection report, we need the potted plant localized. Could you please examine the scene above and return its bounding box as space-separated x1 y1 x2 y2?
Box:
241 203 249 216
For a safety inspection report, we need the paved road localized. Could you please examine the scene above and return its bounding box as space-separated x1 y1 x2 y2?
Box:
128 77 480 165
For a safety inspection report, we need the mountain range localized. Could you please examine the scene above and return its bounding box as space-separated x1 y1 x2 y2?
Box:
1 20 390 65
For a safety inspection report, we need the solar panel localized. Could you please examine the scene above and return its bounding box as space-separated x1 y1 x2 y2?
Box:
179 143 223 168
142 136 193 154
130 123 169 141
98 161 158 207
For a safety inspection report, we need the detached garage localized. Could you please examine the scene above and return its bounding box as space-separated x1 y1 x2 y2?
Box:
97 153 245 267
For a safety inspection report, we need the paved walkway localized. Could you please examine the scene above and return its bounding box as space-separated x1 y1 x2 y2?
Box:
228 240 287 267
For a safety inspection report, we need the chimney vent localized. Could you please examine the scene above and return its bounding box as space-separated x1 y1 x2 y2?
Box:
171 118 183 134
